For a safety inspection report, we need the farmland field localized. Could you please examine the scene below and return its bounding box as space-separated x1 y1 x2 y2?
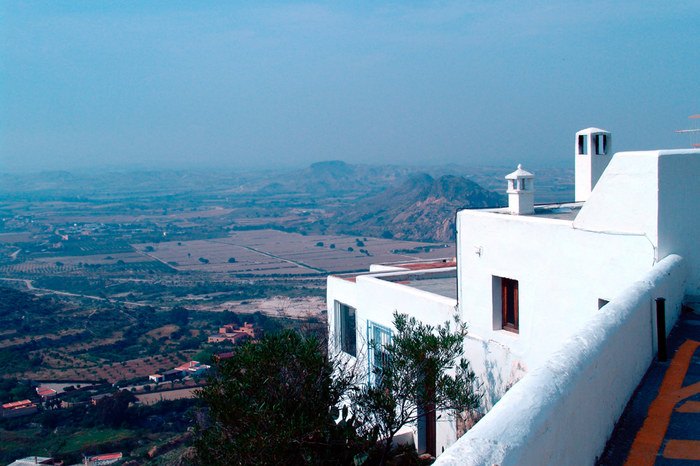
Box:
136 387 198 405
0 171 459 393
28 352 194 383
0 169 467 387
135 229 454 275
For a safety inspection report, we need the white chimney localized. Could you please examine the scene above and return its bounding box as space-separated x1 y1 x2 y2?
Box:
506 164 535 215
575 127 612 202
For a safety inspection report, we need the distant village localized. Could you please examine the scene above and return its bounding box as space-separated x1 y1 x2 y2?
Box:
1 322 260 465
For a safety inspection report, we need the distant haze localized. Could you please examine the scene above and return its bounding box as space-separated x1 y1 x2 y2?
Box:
1 1 698 173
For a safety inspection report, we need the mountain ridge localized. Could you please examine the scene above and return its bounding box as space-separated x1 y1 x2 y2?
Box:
323 173 505 242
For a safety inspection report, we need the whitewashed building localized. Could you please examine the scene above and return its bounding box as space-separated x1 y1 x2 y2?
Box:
328 128 700 463
328 259 460 454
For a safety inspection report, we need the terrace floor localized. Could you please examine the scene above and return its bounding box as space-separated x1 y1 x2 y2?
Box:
600 303 700 465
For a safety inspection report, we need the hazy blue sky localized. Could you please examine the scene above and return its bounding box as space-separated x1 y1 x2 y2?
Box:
1 1 698 172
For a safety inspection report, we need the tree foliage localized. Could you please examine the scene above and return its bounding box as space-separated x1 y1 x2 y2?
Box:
95 389 137 427
0 378 35 403
194 330 371 465
169 306 189 326
351 313 480 463
195 315 480 465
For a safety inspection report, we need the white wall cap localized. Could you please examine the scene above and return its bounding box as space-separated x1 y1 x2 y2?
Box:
611 149 700 158
355 273 458 306
657 148 700 157
369 264 406 273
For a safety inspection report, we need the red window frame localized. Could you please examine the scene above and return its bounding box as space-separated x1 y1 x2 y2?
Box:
501 278 519 333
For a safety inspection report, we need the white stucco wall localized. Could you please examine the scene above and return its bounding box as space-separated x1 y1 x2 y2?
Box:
456 209 655 389
657 150 700 296
327 275 359 334
436 254 688 466
574 148 700 296
573 151 660 243
327 275 360 312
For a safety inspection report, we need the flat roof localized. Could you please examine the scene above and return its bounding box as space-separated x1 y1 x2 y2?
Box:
376 267 457 300
332 258 457 299
476 202 583 221
395 276 457 300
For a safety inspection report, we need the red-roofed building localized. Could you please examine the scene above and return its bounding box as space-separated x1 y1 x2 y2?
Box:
1 399 38 418
174 360 209 376
83 452 122 465
36 387 57 401
2 400 33 410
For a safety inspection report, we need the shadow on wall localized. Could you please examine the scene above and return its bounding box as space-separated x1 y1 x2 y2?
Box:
467 337 527 411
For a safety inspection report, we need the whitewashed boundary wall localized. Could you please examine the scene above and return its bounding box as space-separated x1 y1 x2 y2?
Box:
436 254 687 466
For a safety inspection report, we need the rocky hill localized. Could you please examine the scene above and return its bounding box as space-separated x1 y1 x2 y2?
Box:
325 173 504 242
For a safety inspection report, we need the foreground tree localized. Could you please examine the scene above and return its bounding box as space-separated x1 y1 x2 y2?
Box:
352 313 481 464
194 330 371 465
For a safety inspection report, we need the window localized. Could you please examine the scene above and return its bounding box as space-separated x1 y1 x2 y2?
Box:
494 277 519 333
367 321 391 386
334 301 356 356
578 134 588 155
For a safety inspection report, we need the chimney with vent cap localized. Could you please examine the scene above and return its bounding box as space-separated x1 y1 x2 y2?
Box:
575 127 612 202
506 164 535 215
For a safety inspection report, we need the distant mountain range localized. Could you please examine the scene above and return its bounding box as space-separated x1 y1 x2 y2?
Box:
0 161 572 242
257 160 415 198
